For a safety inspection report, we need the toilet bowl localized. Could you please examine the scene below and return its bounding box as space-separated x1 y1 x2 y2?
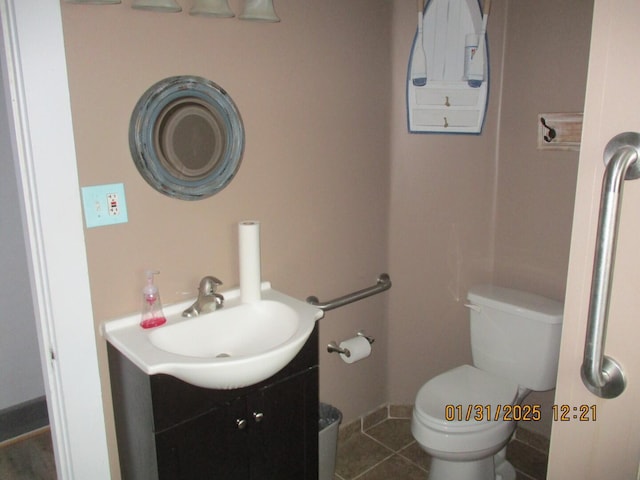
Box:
411 285 563 480
412 365 520 480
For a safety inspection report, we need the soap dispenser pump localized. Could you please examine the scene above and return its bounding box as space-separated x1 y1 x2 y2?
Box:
140 270 167 329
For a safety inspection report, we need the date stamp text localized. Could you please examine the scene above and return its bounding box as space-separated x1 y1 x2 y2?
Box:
443 404 597 422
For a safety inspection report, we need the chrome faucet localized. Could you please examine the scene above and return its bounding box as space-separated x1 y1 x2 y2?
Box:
182 276 224 318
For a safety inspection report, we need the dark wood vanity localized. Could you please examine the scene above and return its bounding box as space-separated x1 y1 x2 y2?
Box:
107 325 319 480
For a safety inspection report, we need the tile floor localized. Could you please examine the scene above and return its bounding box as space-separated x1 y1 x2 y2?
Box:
1 406 548 480
334 406 549 480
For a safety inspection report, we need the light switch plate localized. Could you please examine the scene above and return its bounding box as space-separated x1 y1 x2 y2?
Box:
81 183 128 228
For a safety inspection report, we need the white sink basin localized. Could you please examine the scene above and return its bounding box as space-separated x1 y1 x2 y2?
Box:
101 282 323 389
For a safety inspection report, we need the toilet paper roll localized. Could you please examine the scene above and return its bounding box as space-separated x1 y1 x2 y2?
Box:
239 221 261 303
339 336 372 364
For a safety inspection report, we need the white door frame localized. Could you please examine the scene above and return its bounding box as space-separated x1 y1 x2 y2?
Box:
0 0 111 478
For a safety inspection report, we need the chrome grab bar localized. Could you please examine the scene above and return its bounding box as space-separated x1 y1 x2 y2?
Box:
306 273 391 312
581 132 640 398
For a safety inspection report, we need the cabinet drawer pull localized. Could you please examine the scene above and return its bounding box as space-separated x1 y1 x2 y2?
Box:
253 412 264 423
236 418 247 430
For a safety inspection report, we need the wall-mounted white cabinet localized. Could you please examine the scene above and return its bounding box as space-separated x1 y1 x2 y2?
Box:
407 0 489 134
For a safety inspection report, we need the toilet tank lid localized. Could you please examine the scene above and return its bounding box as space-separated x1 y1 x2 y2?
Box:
467 285 563 324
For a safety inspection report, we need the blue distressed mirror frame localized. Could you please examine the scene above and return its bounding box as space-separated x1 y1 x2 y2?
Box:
129 76 245 201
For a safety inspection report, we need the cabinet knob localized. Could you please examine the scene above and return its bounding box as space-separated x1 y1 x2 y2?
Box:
253 412 264 423
236 418 247 430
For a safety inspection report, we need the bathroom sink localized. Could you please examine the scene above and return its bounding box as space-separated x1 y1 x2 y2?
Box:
101 283 324 389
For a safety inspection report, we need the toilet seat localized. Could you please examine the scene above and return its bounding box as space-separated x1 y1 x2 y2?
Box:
414 365 519 432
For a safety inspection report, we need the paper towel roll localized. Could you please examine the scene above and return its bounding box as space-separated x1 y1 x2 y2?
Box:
239 221 261 303
339 336 372 364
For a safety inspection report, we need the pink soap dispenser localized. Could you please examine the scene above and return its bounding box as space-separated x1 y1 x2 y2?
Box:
140 270 167 329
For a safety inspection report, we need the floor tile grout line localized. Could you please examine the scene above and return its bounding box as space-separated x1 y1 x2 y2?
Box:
345 448 430 480
360 418 432 475
510 440 549 458
350 451 398 480
513 469 537 480
357 429 431 476
334 429 395 480
395 443 430 473
335 427 409 479
511 436 551 456
361 429 407 454
361 415 412 435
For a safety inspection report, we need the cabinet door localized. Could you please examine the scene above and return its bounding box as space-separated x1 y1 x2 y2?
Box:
156 397 249 480
248 369 318 480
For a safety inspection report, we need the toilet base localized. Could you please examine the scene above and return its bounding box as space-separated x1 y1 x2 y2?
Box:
495 459 516 480
494 446 516 480
427 448 516 480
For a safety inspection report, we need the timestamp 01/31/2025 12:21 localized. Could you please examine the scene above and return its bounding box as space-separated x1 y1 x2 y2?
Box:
443 404 597 422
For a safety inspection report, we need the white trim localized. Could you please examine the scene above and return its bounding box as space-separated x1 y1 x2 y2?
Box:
0 1 111 478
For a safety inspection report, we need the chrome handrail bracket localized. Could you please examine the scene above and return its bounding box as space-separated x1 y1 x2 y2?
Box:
581 132 640 398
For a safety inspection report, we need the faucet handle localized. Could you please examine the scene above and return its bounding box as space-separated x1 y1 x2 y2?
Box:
199 276 223 295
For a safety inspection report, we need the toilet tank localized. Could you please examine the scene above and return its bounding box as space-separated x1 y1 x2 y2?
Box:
467 285 564 391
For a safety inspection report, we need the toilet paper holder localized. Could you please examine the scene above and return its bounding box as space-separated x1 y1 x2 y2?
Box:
327 331 375 357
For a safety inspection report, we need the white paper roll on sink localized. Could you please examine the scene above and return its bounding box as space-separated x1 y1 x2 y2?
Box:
339 336 372 364
239 221 261 303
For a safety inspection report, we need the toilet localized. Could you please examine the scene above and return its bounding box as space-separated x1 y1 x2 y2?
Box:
411 284 563 480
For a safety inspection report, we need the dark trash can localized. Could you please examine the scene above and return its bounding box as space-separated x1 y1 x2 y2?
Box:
319 402 342 480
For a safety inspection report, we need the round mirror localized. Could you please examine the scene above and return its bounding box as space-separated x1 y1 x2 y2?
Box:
129 76 244 200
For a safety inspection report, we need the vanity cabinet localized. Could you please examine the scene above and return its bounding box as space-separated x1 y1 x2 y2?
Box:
107 325 319 480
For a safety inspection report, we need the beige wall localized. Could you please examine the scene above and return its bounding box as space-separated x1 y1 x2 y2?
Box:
386 0 508 405
494 0 593 300
61 0 391 475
